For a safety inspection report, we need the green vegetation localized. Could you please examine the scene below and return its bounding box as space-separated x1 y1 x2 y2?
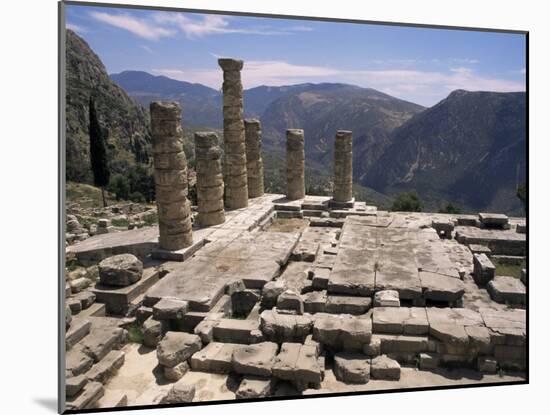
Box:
126 324 144 344
89 95 110 207
391 191 423 212
517 183 526 212
111 217 130 228
66 181 115 208
439 203 462 214
493 258 526 279
107 174 130 201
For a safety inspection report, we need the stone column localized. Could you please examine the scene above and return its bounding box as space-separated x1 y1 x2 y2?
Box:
244 119 264 198
286 129 305 200
218 58 248 209
333 130 353 202
194 132 226 226
150 101 193 250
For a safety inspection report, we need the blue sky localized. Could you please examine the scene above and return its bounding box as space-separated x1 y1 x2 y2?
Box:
66 4 526 106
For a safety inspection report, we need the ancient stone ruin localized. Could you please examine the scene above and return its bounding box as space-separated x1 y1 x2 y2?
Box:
244 119 265 198
218 58 249 209
194 132 226 226
64 58 527 410
150 101 193 251
286 129 306 200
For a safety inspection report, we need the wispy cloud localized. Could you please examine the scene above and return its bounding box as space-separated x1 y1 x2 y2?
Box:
152 60 525 106
66 22 88 34
140 45 153 54
153 13 313 38
89 11 176 40
450 58 480 65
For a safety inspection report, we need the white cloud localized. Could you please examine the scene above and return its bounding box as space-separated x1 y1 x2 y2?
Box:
153 13 313 38
152 60 525 106
89 11 176 40
520 68 526 74
66 23 87 33
140 45 153 54
450 58 480 64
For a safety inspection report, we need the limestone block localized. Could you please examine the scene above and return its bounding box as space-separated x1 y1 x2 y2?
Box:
98 254 143 287
157 332 202 368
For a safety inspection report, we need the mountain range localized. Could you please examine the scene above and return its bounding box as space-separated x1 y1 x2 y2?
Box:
65 30 526 214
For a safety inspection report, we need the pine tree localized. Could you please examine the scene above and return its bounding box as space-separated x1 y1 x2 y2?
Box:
89 95 110 207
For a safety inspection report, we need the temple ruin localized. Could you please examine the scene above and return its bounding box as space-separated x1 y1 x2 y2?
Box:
64 58 527 410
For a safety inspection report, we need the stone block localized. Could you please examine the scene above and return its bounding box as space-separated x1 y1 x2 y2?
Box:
325 295 372 315
372 307 428 335
333 352 370 384
272 343 323 385
487 276 526 305
142 317 162 348
419 352 439 370
479 213 509 228
80 327 125 363
86 350 125 384
164 361 190 382
236 376 273 399
98 254 143 287
65 382 104 411
190 342 237 374
153 298 189 320
260 310 312 343
276 290 304 314
232 342 279 377
213 318 259 344
377 334 430 354
478 356 498 373
303 290 327 313
159 380 196 404
373 290 400 307
370 354 401 380
157 332 202 368
473 253 495 285
66 349 94 376
66 318 91 349
261 280 285 309
66 374 88 398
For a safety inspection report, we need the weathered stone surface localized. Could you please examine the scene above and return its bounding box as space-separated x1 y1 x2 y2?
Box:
333 130 353 203
190 342 237 373
159 380 196 404
70 277 91 293
66 318 92 349
98 254 143 287
272 342 323 385
153 298 189 320
66 381 104 410
236 376 273 399
66 348 94 376
260 310 312 343
419 272 465 302
261 280 285 309
373 290 400 307
377 334 431 354
333 352 370 384
426 307 484 326
303 290 327 313
232 342 279 377
86 350 125 384
312 268 330 290
478 356 498 373
213 319 259 344
142 317 162 348
371 354 401 380
429 323 469 346
164 361 190 382
419 352 439 370
465 325 492 354
479 212 509 228
473 253 495 285
372 307 428 335
325 295 371 315
66 374 88 397
232 289 261 317
487 276 526 305
286 129 305 200
80 327 125 363
244 119 265 198
277 290 304 314
74 291 96 310
157 332 202 368
363 336 381 357
312 313 372 351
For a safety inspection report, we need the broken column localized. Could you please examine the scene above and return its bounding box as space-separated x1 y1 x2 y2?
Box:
333 130 353 204
194 132 225 226
218 58 248 209
286 129 305 200
244 119 264 198
150 101 193 250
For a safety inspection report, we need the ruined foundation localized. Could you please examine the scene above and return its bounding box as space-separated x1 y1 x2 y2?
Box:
286 129 305 200
150 101 192 250
194 132 226 226
244 119 265 198
333 130 353 203
218 58 248 209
